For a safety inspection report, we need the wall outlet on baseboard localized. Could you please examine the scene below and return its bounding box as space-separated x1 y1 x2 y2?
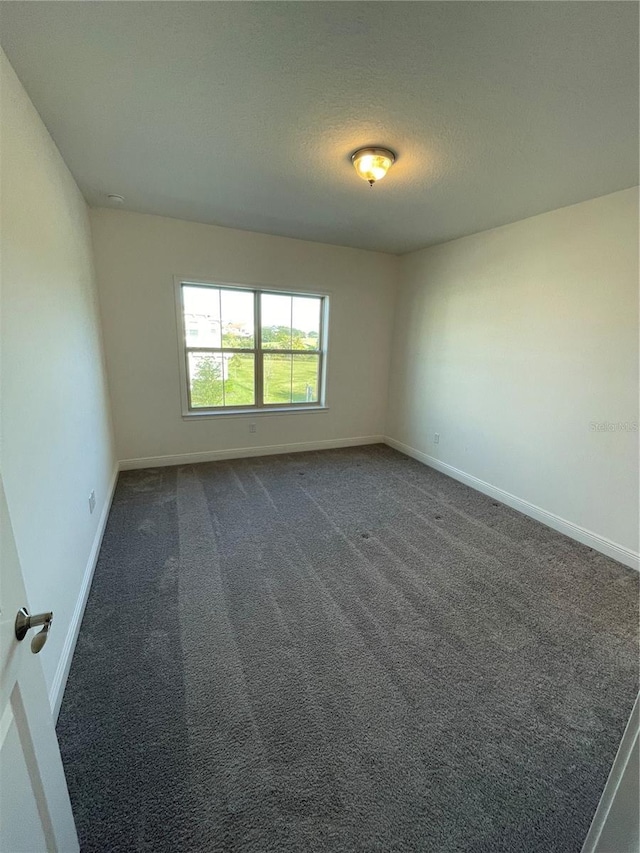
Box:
88 490 96 514
249 423 257 434
433 433 440 445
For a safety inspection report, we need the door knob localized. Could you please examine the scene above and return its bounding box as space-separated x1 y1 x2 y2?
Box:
15 607 53 654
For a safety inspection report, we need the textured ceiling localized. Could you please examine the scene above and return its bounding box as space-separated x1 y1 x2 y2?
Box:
1 2 638 254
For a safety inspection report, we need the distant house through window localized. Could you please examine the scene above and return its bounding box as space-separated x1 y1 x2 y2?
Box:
176 281 328 413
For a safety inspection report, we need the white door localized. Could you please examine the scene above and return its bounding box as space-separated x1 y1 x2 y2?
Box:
0 476 79 853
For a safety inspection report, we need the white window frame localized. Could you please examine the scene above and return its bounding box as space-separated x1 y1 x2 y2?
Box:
174 277 330 417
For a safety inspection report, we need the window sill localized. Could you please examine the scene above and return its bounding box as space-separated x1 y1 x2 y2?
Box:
182 405 329 420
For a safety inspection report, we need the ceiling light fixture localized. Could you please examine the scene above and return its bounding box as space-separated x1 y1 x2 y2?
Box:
107 193 125 204
351 147 396 187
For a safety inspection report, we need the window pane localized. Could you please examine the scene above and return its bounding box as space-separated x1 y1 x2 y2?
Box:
292 297 321 351
182 285 325 411
221 289 254 348
263 353 292 404
224 353 255 406
188 353 224 407
183 286 221 348
261 293 292 349
292 354 319 403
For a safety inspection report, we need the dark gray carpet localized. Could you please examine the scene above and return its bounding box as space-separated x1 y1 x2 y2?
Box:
57 445 639 853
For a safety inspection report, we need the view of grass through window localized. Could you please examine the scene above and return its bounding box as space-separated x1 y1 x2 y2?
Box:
182 284 323 409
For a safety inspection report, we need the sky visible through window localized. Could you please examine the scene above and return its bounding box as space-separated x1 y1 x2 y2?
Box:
184 287 320 333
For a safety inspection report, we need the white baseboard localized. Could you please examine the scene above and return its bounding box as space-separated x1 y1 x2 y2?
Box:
384 436 639 572
118 435 385 471
49 465 119 720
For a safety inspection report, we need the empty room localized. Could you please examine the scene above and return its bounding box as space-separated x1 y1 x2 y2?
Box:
0 2 638 851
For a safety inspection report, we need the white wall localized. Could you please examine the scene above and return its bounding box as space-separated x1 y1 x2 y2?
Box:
0 50 116 707
90 208 397 465
387 188 639 562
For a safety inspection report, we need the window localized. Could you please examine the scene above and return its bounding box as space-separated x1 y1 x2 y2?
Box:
177 281 327 414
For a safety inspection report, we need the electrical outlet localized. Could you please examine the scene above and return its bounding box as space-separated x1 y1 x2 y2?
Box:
434 433 440 445
249 423 256 434
89 490 96 514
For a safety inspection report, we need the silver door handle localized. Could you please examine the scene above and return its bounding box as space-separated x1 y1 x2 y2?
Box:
15 608 53 654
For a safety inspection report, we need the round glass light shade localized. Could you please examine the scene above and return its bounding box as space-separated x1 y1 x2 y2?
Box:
351 147 396 186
